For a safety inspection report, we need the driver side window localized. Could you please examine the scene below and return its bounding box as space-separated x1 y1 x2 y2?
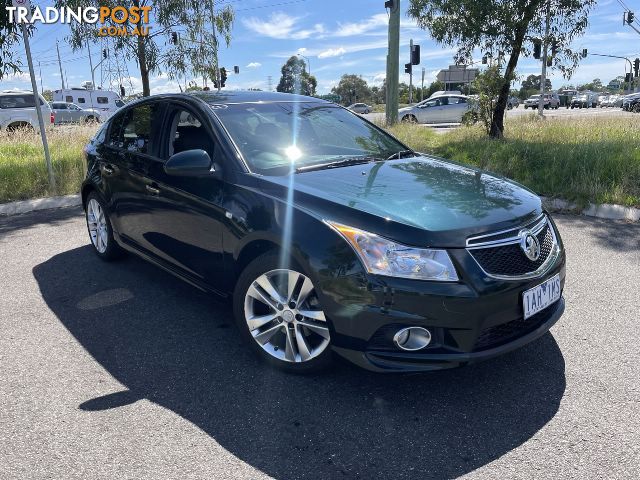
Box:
167 108 215 161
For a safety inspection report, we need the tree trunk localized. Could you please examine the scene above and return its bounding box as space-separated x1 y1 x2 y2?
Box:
134 0 151 97
490 2 542 139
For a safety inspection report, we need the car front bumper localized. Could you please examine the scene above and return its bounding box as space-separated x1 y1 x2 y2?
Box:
321 241 566 372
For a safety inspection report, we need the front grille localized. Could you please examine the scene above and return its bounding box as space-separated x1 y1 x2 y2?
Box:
469 223 555 277
473 301 560 351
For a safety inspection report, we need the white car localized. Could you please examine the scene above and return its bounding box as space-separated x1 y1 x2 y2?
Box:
398 94 471 124
0 90 53 132
347 103 372 114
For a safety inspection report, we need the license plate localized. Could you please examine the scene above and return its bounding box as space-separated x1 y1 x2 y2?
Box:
523 274 561 319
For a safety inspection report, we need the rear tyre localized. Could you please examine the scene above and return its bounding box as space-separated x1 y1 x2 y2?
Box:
402 115 418 123
233 252 333 373
85 191 123 261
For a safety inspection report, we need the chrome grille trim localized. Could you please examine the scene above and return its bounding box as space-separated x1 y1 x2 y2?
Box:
466 216 561 281
466 214 546 249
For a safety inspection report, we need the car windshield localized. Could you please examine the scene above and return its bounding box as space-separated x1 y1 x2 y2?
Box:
213 102 407 175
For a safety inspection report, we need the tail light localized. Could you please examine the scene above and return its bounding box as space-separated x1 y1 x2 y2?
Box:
50 112 55 123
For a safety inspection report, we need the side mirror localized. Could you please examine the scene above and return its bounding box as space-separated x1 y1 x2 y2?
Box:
164 149 214 177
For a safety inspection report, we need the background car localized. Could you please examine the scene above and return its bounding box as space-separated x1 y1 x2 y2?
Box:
570 92 597 109
507 96 520 109
51 102 101 124
523 93 560 109
347 103 372 114
398 94 471 123
0 90 53 132
597 94 609 107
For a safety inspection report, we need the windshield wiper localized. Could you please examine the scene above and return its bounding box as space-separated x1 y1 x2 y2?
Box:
295 156 381 173
386 150 417 160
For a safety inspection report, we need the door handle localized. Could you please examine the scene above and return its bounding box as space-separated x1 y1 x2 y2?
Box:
102 164 115 175
146 184 160 195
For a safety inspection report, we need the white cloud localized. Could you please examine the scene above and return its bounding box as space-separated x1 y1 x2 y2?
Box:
246 62 262 68
243 12 324 40
318 47 346 59
334 13 388 37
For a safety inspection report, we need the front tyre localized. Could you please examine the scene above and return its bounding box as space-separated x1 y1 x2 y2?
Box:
85 192 123 261
234 252 332 373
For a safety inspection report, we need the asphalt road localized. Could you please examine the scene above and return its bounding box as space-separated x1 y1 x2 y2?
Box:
1 208 639 479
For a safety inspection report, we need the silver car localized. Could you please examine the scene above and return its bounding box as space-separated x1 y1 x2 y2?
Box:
347 103 372 114
398 94 471 124
51 102 101 124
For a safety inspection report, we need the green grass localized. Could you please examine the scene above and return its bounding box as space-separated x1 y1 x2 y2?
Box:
0 126 96 203
387 116 640 208
1 116 639 208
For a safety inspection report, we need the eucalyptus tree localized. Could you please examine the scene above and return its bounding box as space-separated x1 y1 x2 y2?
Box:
0 0 29 80
408 0 596 138
57 0 233 96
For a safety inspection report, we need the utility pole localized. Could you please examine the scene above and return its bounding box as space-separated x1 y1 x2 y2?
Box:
16 8 55 190
409 39 414 104
87 42 95 88
421 67 425 102
538 1 550 117
56 41 65 90
38 61 43 93
385 0 400 125
268 75 273 92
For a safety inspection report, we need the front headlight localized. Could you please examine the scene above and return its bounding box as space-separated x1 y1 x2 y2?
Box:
327 222 459 282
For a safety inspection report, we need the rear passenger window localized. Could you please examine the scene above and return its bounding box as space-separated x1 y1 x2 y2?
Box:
109 104 159 154
167 109 213 159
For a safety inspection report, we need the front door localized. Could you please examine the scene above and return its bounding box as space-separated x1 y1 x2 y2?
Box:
144 104 227 291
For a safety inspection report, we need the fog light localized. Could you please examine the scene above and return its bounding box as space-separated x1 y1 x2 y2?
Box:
393 327 432 351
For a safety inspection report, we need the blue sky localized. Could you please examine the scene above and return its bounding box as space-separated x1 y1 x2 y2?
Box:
2 0 640 95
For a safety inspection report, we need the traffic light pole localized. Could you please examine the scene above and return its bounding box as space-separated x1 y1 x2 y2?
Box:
409 39 414 104
588 53 634 95
385 0 400 126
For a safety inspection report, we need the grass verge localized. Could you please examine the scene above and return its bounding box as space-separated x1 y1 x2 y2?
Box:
0 116 638 208
388 116 640 208
0 126 96 203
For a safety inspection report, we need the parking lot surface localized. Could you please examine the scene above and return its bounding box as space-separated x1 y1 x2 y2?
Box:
1 208 639 479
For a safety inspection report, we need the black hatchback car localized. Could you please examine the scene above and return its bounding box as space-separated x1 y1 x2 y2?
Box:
82 91 566 373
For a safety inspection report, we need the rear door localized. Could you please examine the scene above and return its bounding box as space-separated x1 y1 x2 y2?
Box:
144 102 227 290
441 96 467 122
52 103 68 123
103 102 165 252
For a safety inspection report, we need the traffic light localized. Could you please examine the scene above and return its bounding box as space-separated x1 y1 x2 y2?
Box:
411 44 420 65
625 11 634 24
546 57 553 67
625 72 632 83
220 67 228 87
234 65 240 74
634 58 640 77
482 55 488 65
404 63 412 74
551 41 558 57
581 48 588 59
533 39 542 59
120 85 125 97
171 32 178 45
384 0 394 8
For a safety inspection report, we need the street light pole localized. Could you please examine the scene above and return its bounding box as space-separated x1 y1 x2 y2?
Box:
298 53 311 76
588 53 634 96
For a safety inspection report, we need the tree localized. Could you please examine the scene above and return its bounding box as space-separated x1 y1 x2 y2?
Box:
425 80 445 98
578 78 603 91
276 56 317 96
466 66 504 134
408 0 596 138
0 0 30 80
331 75 371 106
42 90 53 102
58 0 234 96
519 74 552 98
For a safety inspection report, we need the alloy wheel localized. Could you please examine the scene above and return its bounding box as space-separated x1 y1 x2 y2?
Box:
87 198 108 254
244 269 330 363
